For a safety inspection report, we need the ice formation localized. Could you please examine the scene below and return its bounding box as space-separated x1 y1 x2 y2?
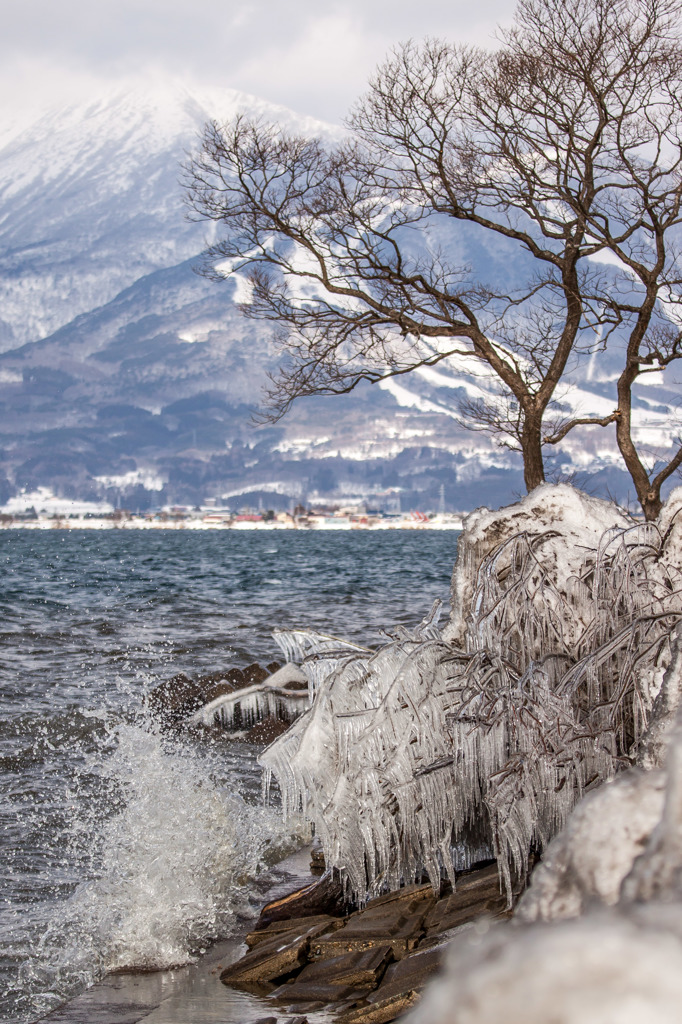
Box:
518 627 682 923
406 648 682 1024
260 486 682 903
189 662 308 730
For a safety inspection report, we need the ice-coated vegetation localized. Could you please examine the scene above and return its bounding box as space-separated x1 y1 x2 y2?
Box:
189 663 308 730
260 486 682 903
406 658 682 1024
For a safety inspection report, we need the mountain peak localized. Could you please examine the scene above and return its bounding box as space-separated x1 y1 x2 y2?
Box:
0 73 335 163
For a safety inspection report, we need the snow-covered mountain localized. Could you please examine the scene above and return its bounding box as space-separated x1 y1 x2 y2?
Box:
0 79 327 349
0 78 676 512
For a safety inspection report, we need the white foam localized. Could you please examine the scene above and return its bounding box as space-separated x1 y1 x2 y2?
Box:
17 721 304 1017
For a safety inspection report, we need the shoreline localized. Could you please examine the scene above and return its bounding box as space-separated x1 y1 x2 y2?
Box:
37 845 506 1024
40 847 337 1024
0 519 463 532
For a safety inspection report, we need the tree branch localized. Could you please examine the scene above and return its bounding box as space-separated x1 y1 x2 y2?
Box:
543 411 620 444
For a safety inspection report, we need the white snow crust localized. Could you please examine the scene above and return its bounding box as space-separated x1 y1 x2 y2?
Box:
517 769 666 921
442 483 630 647
406 912 682 1024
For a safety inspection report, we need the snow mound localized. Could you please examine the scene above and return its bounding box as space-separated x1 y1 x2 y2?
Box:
517 769 666 922
406 912 682 1024
443 483 630 648
622 713 682 904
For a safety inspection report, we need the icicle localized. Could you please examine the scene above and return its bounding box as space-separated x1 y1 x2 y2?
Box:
188 682 308 730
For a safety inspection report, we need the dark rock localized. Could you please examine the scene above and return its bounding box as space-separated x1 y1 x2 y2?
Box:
308 885 435 961
273 979 372 1004
421 863 507 939
243 662 269 685
200 666 247 701
350 883 434 916
146 665 253 725
266 661 282 674
334 948 446 1024
342 908 432 940
451 861 500 894
284 679 308 692
336 990 420 1023
220 920 337 989
421 894 507 938
307 884 432 962
310 844 325 876
246 916 344 949
366 946 444 1003
146 673 206 724
244 716 291 745
296 946 393 988
198 683 238 712
255 875 347 929
309 929 420 962
225 863 509 1022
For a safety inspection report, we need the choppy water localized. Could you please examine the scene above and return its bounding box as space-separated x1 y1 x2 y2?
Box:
0 529 458 1023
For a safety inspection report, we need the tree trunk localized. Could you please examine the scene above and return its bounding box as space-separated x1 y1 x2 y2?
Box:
521 415 546 492
616 372 661 521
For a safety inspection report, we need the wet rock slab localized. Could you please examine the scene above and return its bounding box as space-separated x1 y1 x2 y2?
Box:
272 948 394 1004
299 947 394 987
422 862 508 939
220 919 343 989
255 876 347 927
245 915 342 949
221 862 508 1022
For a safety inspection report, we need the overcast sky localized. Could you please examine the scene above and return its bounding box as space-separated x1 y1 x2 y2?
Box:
0 0 517 123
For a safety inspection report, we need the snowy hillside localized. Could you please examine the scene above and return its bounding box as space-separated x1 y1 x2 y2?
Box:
0 79 327 350
0 77 678 511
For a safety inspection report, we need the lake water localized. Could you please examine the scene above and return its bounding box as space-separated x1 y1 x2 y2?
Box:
0 529 459 1023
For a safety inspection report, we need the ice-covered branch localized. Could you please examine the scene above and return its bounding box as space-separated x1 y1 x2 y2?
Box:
260 486 682 904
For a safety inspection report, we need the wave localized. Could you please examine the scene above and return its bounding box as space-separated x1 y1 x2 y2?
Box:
11 721 303 1021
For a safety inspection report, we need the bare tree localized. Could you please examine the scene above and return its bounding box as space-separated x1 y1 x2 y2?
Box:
185 0 682 496
541 25 682 522
547 316 682 522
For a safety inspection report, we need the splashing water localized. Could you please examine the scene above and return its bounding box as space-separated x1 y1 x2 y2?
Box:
0 529 459 1023
8 718 304 1022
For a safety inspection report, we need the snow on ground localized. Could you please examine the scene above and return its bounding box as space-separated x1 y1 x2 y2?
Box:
517 768 666 921
1 488 114 516
93 470 165 492
407 910 682 1024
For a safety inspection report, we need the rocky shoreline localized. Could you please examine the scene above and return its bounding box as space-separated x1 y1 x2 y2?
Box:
137 654 518 1023
31 485 682 1023
219 857 512 1024
39 844 513 1024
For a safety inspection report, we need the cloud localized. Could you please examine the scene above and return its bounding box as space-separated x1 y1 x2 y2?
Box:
0 0 515 122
